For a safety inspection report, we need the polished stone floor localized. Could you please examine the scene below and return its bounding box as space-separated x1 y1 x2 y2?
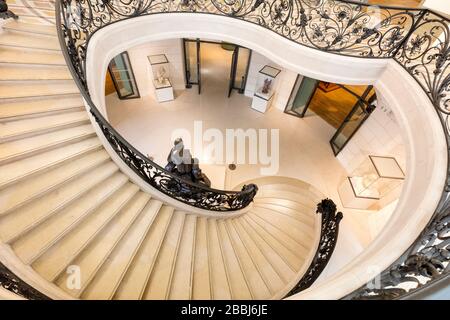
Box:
106 43 344 200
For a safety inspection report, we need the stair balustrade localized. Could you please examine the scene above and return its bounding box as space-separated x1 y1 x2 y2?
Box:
285 198 343 297
54 0 449 299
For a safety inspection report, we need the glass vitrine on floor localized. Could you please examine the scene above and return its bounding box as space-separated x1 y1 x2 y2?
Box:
251 65 281 113
148 54 174 102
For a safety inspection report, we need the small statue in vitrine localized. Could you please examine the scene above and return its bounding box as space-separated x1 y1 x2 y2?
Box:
156 66 167 85
262 78 272 94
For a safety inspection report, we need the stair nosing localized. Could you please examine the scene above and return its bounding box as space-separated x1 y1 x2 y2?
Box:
248 211 312 251
0 129 96 165
213 220 235 300
251 207 315 241
242 216 299 273
0 118 90 143
0 154 110 217
0 106 85 123
205 218 213 300
133 207 174 300
0 92 80 101
45 185 141 283
0 142 102 191
253 202 315 222
219 220 255 300
236 218 294 282
227 219 274 297
0 42 60 52
2 26 57 37
3 165 120 244
106 200 163 300
188 216 197 300
168 214 197 300
24 176 130 266
0 61 66 67
76 193 151 298
232 219 287 293
164 213 186 300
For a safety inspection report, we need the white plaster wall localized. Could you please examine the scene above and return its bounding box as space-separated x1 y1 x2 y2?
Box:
126 39 185 99
337 97 406 174
423 0 450 15
273 69 299 111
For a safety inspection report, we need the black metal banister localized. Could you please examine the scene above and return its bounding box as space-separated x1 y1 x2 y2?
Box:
54 0 449 300
285 198 343 297
56 2 259 212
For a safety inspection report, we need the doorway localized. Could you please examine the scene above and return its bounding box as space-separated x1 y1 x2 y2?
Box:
107 51 140 100
183 39 252 97
285 75 376 155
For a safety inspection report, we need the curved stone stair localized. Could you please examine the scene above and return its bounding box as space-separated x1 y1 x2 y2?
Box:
0 3 324 300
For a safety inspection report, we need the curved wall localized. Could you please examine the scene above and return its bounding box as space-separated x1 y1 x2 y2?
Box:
84 13 448 299
87 13 388 117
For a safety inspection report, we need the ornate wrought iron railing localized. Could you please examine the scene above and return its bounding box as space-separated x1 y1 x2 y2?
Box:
0 262 49 300
347 9 450 300
56 1 259 213
285 198 343 297
91 111 258 211
54 0 450 299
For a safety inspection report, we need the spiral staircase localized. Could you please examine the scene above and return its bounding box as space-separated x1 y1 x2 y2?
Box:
0 1 329 300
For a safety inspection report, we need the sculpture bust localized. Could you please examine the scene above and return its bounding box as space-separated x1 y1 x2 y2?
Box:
262 78 272 94
165 138 211 187
156 66 167 85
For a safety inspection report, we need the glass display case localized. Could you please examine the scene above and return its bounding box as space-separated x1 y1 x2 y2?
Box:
251 65 281 113
338 155 405 210
148 54 174 102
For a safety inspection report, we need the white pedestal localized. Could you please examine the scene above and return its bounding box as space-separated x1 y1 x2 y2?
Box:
338 177 379 210
251 90 274 113
154 79 174 102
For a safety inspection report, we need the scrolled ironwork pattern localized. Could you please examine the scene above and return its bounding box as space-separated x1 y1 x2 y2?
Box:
90 110 258 212
346 10 450 300
395 10 449 134
58 0 423 89
346 193 450 299
0 263 49 300
55 0 450 299
285 198 343 297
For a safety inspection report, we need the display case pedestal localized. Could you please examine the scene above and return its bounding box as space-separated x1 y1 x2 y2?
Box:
251 90 274 113
338 177 380 210
148 54 174 103
251 65 281 113
338 155 405 210
154 79 174 102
